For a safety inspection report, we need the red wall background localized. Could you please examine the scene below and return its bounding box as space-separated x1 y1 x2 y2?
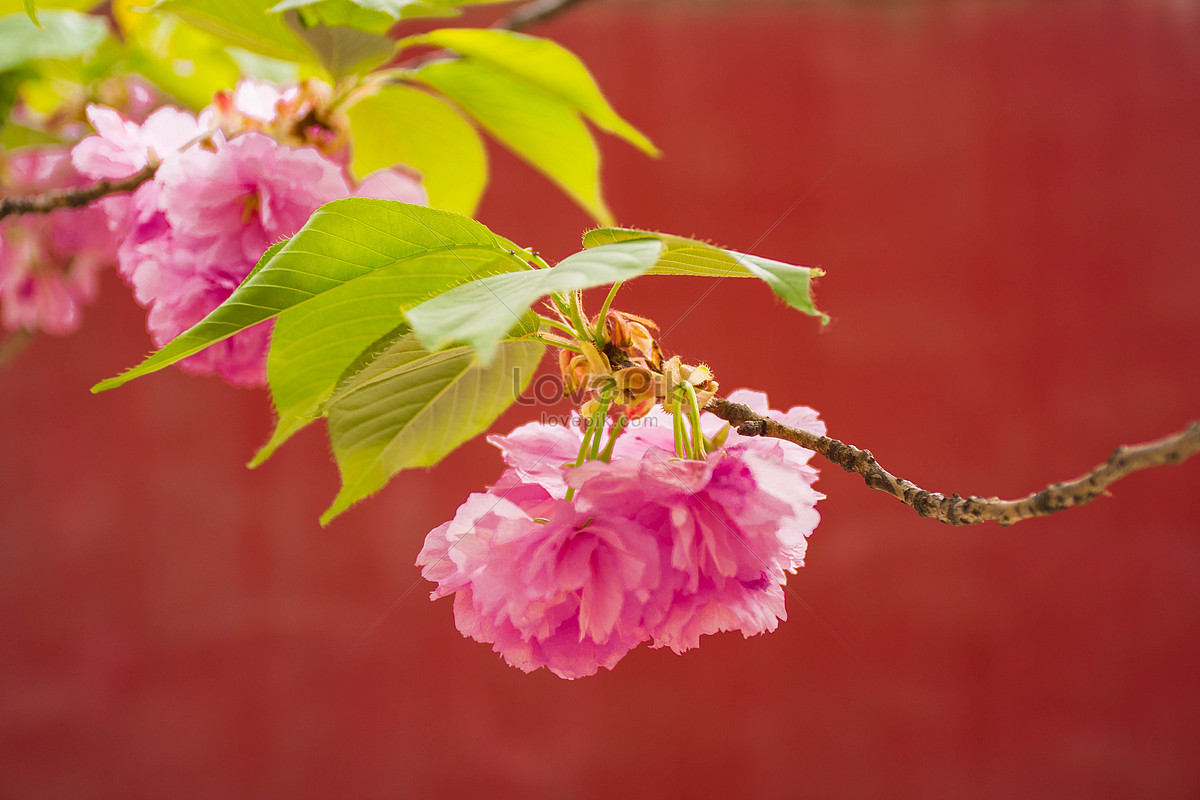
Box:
3 1 1200 796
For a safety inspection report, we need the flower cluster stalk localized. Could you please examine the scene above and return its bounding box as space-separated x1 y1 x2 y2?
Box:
592 281 622 344
566 383 614 500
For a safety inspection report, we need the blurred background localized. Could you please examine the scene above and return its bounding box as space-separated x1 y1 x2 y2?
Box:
4 0 1200 796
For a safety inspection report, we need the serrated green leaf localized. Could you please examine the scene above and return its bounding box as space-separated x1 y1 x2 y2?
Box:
92 199 534 393
251 243 525 467
406 238 666 361
148 0 313 62
583 227 827 321
346 83 486 215
412 57 611 225
0 10 109 72
405 29 658 157
321 331 544 524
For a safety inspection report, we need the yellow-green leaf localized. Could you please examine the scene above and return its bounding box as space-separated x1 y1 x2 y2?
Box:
404 28 658 156
321 331 544 524
346 83 487 216
412 57 612 224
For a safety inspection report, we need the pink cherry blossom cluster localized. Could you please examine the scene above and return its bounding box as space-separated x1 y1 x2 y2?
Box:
418 389 825 679
1 78 426 384
65 79 427 385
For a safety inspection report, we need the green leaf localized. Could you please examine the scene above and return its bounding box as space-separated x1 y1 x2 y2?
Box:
346 83 487 215
0 118 63 146
406 238 666 361
92 199 535 393
0 0 92 11
271 0 401 32
252 238 526 467
120 13 244 109
404 29 658 157
147 0 313 62
320 327 544 524
407 228 827 362
0 0 93 24
225 46 301 85
270 0 512 31
412 57 612 224
0 66 32 125
0 10 109 73
281 10 395 77
583 227 827 321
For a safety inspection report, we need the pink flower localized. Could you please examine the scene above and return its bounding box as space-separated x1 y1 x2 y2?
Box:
129 132 353 385
71 98 428 387
158 132 351 261
72 105 202 181
418 390 824 678
203 78 352 165
354 167 428 205
0 148 119 335
419 483 664 679
225 79 287 124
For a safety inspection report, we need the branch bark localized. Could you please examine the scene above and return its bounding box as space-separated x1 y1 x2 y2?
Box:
389 0 591 71
496 0 589 30
0 162 157 221
705 396 1200 526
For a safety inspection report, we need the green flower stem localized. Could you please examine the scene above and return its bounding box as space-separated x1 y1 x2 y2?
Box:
565 421 599 502
550 292 591 340
592 282 622 345
550 292 574 319
536 314 581 339
588 388 614 460
574 420 598 467
567 290 591 340
672 389 691 459
597 415 629 462
326 75 364 115
532 334 582 353
682 381 706 459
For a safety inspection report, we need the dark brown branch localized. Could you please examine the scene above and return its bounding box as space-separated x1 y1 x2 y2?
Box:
706 395 1200 526
496 0 589 30
0 162 157 221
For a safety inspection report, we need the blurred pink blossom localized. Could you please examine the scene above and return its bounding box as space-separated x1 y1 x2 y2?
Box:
0 148 119 335
204 78 352 165
418 390 825 678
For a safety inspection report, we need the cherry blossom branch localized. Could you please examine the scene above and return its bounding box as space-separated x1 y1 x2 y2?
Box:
705 396 1200 526
496 0 589 30
0 162 157 221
